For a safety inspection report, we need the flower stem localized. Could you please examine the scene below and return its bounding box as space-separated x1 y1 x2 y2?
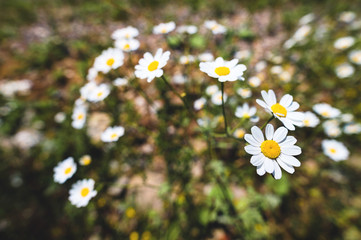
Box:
160 75 190 110
220 82 228 135
260 115 275 130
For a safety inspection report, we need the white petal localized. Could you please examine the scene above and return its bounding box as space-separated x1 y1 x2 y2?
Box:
279 136 297 146
287 102 300 111
280 118 295 131
261 90 272 106
264 157 274 173
265 124 274 140
256 164 266 176
268 90 277 105
288 112 305 121
272 161 282 179
273 127 288 142
277 158 295 174
281 146 302 156
245 145 261 155
244 134 261 146
279 153 301 167
251 126 264 143
256 99 268 109
250 154 264 166
280 94 293 107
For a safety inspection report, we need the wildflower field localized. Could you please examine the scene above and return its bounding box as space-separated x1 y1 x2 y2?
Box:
1 0 361 239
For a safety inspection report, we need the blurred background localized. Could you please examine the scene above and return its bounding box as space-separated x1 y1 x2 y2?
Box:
1 0 361 239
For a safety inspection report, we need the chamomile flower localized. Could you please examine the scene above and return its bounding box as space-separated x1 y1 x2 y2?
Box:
53 157 77 184
235 50 251 61
256 90 304 131
322 140 349 162
313 103 341 118
236 88 252 98
101 126 125 142
87 83 111 103
111 26 139 40
177 25 197 34
80 82 97 100
244 124 302 179
115 38 140 52
293 25 312 41
235 103 259 122
69 179 97 207
79 155 92 166
205 85 219 96
194 97 207 111
343 123 361 134
198 52 214 62
341 113 354 123
93 48 124 74
86 68 98 82
233 128 246 139
248 76 262 87
153 22 176 34
211 90 227 105
334 36 355 50
113 77 128 87
348 50 361 65
204 20 226 34
301 111 320 127
335 63 354 78
172 73 187 84
134 48 170 83
254 61 267 72
199 57 247 82
179 55 196 64
299 13 315 25
71 106 87 129
323 120 342 138
339 11 356 23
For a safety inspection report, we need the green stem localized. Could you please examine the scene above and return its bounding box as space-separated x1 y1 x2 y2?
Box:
220 82 228 135
260 115 275 130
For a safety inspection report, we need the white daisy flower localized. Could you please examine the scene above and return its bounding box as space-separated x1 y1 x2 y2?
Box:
111 26 139 40
248 76 262 87
235 103 259 122
313 103 341 118
114 38 140 52
86 68 98 82
198 52 214 62
54 112 66 123
80 82 97 100
293 25 312 41
177 25 197 34
179 55 196 64
53 157 77 184
323 120 342 138
211 90 227 105
341 113 354 123
299 13 315 25
254 61 267 72
348 50 361 65
339 11 356 23
235 50 251 61
344 123 361 134
87 83 111 103
256 90 304 131
113 77 128 87
335 63 354 78
301 111 320 127
172 73 187 84
236 88 252 99
244 124 302 179
279 71 292 83
134 48 170 83
334 36 355 50
204 20 226 34
270 65 283 75
194 97 207 111
283 38 297 49
79 155 92 166
205 85 219 96
101 126 125 142
153 22 176 34
199 57 247 82
71 106 87 129
322 140 349 162
233 128 246 139
93 48 124 74
69 179 97 208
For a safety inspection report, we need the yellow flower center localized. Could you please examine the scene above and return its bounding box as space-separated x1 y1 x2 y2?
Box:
77 114 84 120
148 61 159 71
271 103 287 117
106 58 115 66
81 187 90 197
304 119 310 126
111 133 118 139
321 111 329 117
123 43 130 50
64 167 72 175
211 25 219 30
97 91 103 97
80 156 91 165
235 129 245 138
243 113 250 119
126 208 136 218
161 28 167 33
125 33 130 38
330 148 336 153
261 140 281 159
215 66 230 76
352 55 361 62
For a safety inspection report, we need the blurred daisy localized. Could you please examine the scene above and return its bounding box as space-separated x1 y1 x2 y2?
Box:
293 25 312 41
87 83 111 103
113 77 128 87
343 123 361 134
177 25 197 34
80 82 97 100
299 13 315 25
101 126 125 142
236 88 252 98
235 103 259 122
115 38 140 52
248 76 262 87
256 90 304 131
93 48 124 74
198 52 214 62
153 22 176 34
179 55 196 64
211 90 227 105
322 140 349 161
279 71 292 83
301 111 320 127
86 68 98 82
69 179 97 207
54 112 66 123
172 73 187 84
254 61 267 72
339 11 356 23
244 124 301 179
323 120 342 138
71 106 87 129
313 103 341 118
270 65 283 75
335 63 354 78
79 155 92 166
235 50 251 61
53 157 77 184
341 113 354 123
199 57 247 82
135 48 170 83
194 97 206 111
205 85 219 96
111 26 139 40
348 50 361 65
334 36 355 50
204 20 226 34
233 128 246 139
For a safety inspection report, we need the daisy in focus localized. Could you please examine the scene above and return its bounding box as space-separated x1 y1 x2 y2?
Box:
235 103 259 122
256 90 304 131
313 103 341 118
134 48 170 83
204 20 226 34
93 48 124 74
244 124 302 179
101 126 125 142
79 155 92 166
301 111 320 127
153 22 176 34
322 139 349 161
53 157 77 184
69 179 97 208
333 36 355 50
199 57 247 82
115 38 140 52
111 26 139 40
